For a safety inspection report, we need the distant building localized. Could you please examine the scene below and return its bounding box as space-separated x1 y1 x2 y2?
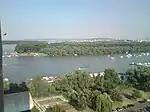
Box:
4 91 34 112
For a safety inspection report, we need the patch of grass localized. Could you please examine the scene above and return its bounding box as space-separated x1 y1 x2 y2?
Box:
31 107 39 112
112 97 136 110
116 85 135 92
112 85 150 110
80 107 94 112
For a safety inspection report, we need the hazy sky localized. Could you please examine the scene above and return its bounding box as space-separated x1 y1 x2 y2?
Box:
0 0 150 40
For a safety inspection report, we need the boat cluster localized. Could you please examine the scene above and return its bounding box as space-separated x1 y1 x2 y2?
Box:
29 76 59 83
130 62 150 66
2 52 19 58
108 52 150 60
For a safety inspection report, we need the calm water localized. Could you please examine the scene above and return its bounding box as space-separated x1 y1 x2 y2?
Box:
3 44 150 83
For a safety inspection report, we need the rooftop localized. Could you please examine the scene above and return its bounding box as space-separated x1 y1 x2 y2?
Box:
4 91 34 112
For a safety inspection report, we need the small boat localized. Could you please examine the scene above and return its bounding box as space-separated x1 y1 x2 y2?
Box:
108 55 110 57
7 55 11 58
138 63 142 65
126 54 132 58
2 56 5 58
130 62 135 65
147 53 149 56
78 67 81 70
120 56 123 58
74 54 78 56
110 57 115 60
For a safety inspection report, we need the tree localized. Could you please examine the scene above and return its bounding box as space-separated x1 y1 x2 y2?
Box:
110 90 123 101
103 69 120 90
94 74 104 91
133 90 142 98
143 80 150 92
92 93 112 112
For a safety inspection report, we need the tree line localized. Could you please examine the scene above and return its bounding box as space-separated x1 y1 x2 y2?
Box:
27 66 150 112
15 41 150 56
4 81 28 94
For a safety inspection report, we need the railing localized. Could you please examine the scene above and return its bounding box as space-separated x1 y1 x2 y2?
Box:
33 100 47 112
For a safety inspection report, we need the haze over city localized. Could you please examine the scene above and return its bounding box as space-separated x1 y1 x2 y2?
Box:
0 0 150 40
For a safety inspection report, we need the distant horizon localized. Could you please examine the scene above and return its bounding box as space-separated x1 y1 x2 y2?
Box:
2 36 150 41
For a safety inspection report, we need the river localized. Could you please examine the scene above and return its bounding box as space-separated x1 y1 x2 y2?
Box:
2 44 150 83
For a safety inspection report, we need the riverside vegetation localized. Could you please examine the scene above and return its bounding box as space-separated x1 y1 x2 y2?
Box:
26 66 150 112
15 41 150 56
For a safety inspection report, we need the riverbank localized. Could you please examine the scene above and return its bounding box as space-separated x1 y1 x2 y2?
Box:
19 52 48 56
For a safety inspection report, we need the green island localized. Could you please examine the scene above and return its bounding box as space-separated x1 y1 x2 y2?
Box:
23 66 150 112
15 41 150 57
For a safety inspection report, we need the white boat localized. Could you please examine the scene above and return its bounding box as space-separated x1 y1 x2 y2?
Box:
110 57 115 60
4 52 7 55
126 54 132 58
138 63 142 65
147 53 149 56
7 55 11 58
120 56 123 58
148 63 150 65
74 54 78 56
108 55 110 57
131 62 135 65
144 63 148 65
78 67 81 70
2 56 5 58
15 55 19 57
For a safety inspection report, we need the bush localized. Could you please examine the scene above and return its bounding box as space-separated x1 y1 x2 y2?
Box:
133 90 142 98
110 90 123 101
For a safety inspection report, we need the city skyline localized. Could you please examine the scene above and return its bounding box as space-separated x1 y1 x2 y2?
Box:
0 0 150 40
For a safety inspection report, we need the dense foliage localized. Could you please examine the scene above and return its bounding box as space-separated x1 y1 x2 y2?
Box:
15 42 48 53
15 41 150 56
126 66 150 91
4 82 28 94
27 66 150 112
28 69 120 112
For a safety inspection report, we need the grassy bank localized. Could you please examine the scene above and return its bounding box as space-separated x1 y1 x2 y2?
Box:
112 85 150 110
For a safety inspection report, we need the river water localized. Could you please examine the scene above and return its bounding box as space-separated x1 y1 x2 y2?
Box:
2 44 150 83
